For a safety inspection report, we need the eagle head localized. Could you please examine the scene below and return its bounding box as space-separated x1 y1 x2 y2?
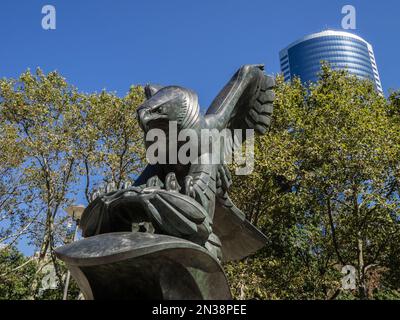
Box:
137 86 200 133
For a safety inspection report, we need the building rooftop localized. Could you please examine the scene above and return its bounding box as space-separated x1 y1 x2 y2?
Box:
279 30 373 58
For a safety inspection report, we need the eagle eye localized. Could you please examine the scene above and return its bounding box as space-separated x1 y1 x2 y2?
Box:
155 105 166 114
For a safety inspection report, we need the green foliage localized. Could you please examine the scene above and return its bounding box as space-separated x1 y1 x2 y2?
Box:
372 289 400 300
0 68 146 299
227 64 400 300
1 65 400 300
0 247 36 299
0 247 81 300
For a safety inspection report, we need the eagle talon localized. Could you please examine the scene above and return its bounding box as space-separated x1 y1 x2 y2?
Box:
146 176 162 188
184 176 196 199
165 173 181 192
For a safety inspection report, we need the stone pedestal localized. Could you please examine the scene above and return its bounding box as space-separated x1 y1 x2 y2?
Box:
55 232 232 300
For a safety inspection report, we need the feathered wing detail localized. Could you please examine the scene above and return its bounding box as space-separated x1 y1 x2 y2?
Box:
202 65 275 261
205 65 275 159
205 65 275 131
211 164 267 262
186 162 266 262
186 163 218 221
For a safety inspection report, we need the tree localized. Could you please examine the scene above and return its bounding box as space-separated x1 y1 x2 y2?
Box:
0 69 85 295
0 69 146 298
71 86 146 203
0 247 37 299
1 66 399 300
226 65 400 300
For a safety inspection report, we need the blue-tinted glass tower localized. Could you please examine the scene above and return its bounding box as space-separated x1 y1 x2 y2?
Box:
279 30 383 94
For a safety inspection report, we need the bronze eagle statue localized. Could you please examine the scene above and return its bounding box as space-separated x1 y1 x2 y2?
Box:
80 64 275 262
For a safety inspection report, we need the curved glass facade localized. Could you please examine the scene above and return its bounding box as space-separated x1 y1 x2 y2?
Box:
279 31 383 94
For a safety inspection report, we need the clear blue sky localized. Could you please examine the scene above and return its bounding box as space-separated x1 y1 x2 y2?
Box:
1 0 399 255
1 0 399 106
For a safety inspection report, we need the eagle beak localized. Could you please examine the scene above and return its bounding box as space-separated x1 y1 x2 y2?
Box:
137 107 150 132
137 105 169 133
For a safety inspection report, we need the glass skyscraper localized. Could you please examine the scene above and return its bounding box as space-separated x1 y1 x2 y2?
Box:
279 30 383 94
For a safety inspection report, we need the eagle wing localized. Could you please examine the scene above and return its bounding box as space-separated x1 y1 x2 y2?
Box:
203 65 275 261
205 64 275 135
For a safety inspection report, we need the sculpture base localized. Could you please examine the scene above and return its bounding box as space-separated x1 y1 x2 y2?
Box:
55 232 232 300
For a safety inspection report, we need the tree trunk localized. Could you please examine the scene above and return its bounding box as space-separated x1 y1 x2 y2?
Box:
357 233 367 299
